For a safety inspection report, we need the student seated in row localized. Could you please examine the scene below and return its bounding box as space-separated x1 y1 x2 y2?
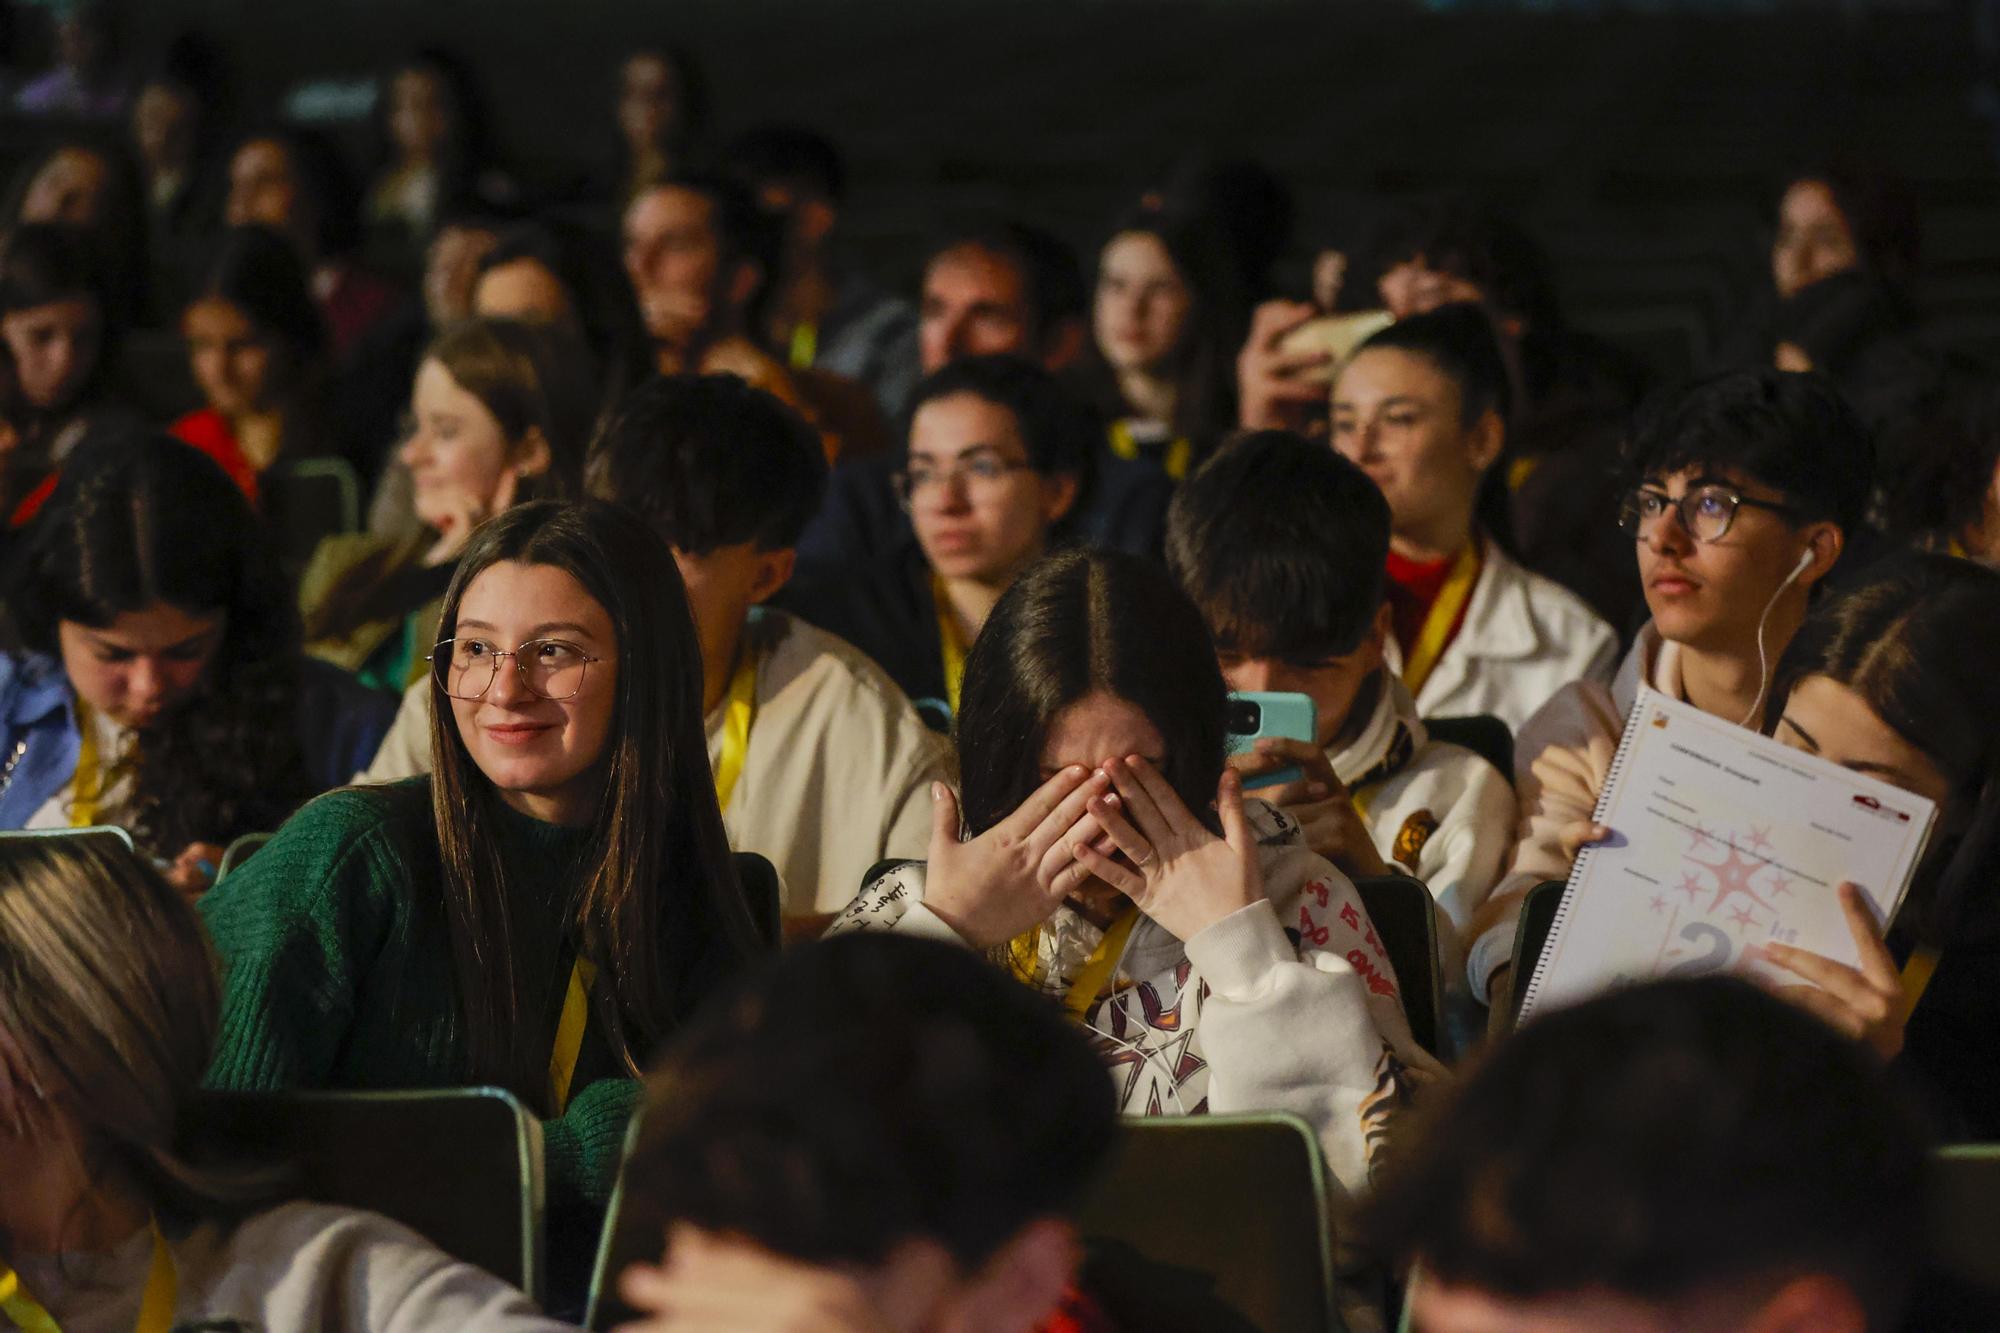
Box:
0 835 570 1331
1470 370 1874 1009
1534 556 2000 1141
1165 431 1516 986
365 374 949 926
0 434 393 892
829 547 1439 1204
791 355 1095 729
202 500 767 1301
1331 303 1617 731
1363 976 1929 1333
609 933 1118 1333
299 318 596 693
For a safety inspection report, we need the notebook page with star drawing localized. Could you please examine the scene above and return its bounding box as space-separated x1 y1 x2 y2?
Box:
1518 687 1937 1021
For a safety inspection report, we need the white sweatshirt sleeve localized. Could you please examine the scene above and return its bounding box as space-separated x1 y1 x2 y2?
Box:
1185 823 1443 1200
1463 676 1624 998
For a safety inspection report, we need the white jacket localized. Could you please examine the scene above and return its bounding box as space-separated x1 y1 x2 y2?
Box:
1393 543 1620 734
1464 624 1684 996
826 800 1442 1201
1332 678 1516 986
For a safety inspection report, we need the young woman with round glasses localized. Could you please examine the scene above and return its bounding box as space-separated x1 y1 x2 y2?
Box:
199 499 765 1296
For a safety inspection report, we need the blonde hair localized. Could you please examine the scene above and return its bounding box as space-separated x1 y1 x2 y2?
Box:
0 837 267 1224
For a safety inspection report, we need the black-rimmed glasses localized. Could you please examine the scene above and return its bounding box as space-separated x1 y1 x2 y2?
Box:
1617 485 1800 544
427 637 603 701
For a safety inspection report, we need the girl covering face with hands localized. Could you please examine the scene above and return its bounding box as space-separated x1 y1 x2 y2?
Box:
829 548 1437 1198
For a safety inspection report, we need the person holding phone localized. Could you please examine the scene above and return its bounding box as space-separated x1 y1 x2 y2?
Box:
1165 431 1515 983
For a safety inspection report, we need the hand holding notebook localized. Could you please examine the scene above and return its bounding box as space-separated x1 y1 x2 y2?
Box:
1519 688 1937 1021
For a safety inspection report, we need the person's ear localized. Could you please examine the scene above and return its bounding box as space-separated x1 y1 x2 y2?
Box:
1040 317 1087 373
747 547 796 605
1466 407 1506 475
939 1218 1080 1333
511 428 552 480
1041 472 1081 527
1360 600 1392 674
1738 1273 1868 1333
1796 521 1843 591
795 198 838 250
726 257 763 313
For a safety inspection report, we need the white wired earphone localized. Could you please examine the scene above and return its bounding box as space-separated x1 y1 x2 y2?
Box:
1741 545 1817 728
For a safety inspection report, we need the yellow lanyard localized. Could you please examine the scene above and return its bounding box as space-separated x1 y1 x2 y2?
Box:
1399 542 1483 699
67 702 106 829
548 655 754 1120
786 321 818 371
548 954 599 1116
712 655 758 815
1010 909 1142 1021
1899 946 1942 1023
1107 420 1193 482
932 576 968 717
0 1220 176 1333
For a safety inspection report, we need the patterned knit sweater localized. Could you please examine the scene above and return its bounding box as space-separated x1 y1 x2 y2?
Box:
199 780 669 1213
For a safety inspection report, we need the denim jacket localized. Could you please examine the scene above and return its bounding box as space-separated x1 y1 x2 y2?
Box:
0 651 82 829
0 650 398 832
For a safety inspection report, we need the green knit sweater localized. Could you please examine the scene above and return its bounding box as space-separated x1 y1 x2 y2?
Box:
199 780 643 1210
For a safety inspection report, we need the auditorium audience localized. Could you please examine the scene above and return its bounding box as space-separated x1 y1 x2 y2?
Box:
1077 203 1245 479
0 835 573 1330
472 216 654 420
620 172 818 429
170 225 333 491
0 222 125 509
1332 303 1617 730
1752 555 2000 1139
794 222 1160 579
222 128 403 361
793 354 1094 725
0 435 392 890
0 22 1993 1329
299 318 593 692
364 374 949 927
1165 432 1515 978
728 123 921 420
361 50 510 283
200 499 765 1301
1469 369 1873 1008
608 933 1116 1333
604 46 709 212
828 547 1439 1199
1364 976 1930 1333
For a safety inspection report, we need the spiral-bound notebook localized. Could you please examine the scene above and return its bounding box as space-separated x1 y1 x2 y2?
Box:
1518 687 1938 1021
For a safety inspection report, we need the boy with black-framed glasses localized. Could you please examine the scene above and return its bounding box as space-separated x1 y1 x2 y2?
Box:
1467 369 1874 1012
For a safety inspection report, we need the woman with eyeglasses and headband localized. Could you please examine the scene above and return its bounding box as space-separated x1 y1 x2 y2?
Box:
792 355 1094 730
199 499 765 1303
1463 369 1875 1012
0 434 393 892
1330 302 1618 733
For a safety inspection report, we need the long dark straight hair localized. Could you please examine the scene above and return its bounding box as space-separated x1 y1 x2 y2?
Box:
955 547 1227 838
1767 553 2000 947
426 499 758 1105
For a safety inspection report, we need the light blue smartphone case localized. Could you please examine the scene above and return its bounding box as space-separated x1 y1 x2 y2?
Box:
1224 691 1318 790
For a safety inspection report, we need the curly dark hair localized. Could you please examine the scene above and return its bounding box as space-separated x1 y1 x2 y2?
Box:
1 432 312 856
